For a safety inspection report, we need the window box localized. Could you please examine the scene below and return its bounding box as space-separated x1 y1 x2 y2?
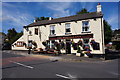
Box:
65 32 72 35
82 31 91 33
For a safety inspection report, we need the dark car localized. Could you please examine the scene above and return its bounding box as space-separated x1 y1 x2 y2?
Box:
2 42 11 50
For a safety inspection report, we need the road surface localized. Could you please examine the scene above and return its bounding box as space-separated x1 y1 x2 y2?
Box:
1 50 119 80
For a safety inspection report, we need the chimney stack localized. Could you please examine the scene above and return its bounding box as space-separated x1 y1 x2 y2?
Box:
49 17 52 20
97 3 102 12
34 20 36 22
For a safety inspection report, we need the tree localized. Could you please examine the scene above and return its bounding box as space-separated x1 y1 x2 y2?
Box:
6 28 23 44
113 29 120 36
11 31 23 44
35 16 49 22
76 8 89 14
103 20 112 44
7 28 17 44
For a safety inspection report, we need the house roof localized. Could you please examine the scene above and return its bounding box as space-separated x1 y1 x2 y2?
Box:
25 12 103 27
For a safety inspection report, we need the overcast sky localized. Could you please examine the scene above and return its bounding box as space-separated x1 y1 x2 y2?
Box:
2 2 119 33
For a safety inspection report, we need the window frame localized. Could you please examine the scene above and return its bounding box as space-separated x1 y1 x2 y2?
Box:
50 25 55 35
35 28 38 35
65 23 71 33
82 21 90 32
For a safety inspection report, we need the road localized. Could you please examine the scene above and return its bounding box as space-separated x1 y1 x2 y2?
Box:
1 50 119 79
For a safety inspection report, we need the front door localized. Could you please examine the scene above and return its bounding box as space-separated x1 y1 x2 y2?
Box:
66 40 71 54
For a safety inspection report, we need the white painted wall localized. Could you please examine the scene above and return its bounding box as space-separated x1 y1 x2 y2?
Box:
12 17 104 54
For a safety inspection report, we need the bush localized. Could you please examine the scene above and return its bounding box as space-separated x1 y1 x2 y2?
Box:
115 43 120 50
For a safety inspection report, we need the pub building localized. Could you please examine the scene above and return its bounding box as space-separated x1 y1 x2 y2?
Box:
12 3 105 55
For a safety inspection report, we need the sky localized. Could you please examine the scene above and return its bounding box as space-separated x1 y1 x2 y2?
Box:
1 2 119 33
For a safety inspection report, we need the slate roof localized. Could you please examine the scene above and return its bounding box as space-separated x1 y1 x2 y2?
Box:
25 12 103 27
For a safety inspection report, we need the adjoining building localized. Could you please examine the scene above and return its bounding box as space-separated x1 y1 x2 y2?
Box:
12 3 105 55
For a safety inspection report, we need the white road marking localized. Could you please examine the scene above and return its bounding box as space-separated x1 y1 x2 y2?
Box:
9 60 34 69
56 74 70 79
108 71 119 76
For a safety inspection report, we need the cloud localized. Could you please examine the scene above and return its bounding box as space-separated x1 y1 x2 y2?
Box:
44 2 72 18
79 2 97 12
2 3 34 30
106 14 118 30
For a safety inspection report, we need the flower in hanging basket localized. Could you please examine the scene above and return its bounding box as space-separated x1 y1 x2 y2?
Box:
90 39 96 45
54 41 58 46
61 41 65 49
77 47 82 53
78 40 83 46
85 46 90 49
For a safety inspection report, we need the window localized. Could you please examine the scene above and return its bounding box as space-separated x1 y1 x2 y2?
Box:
50 25 55 35
83 38 90 50
65 23 71 33
51 40 55 49
16 41 24 47
29 31 32 35
35 28 38 35
82 21 89 32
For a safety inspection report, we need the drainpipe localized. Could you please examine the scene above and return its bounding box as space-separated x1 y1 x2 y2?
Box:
101 17 105 59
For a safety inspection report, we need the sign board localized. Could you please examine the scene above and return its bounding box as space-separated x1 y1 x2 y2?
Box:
49 34 93 40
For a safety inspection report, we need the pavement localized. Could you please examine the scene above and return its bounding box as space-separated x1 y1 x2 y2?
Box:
2 50 106 63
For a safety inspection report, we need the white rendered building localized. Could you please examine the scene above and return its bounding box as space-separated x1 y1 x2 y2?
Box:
12 3 105 54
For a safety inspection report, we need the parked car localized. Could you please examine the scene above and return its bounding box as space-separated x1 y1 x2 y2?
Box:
2 42 11 50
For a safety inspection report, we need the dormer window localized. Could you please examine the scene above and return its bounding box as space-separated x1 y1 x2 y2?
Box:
82 21 90 32
50 25 55 35
65 23 71 33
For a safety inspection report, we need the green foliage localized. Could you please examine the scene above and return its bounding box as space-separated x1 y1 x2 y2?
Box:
77 46 81 53
7 28 17 42
114 42 120 50
0 32 6 36
104 20 112 44
35 17 49 22
6 28 23 44
10 31 23 44
76 8 89 14
113 29 120 36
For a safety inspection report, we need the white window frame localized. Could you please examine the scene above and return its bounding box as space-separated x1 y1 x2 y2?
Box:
82 21 90 32
50 25 55 35
65 23 71 33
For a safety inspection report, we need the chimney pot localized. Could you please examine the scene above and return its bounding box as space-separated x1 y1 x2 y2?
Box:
98 2 100 5
97 3 102 12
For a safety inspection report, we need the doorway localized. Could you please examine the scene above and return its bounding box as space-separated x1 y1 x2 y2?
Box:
66 39 71 54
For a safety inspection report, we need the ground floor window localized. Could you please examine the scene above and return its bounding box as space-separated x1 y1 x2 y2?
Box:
16 41 24 47
51 40 55 49
83 38 90 50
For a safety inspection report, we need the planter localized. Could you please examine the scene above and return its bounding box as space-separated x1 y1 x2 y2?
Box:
76 53 81 57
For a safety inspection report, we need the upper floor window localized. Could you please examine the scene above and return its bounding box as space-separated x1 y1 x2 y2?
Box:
65 23 71 33
35 28 38 35
29 31 32 35
82 21 90 32
50 25 55 35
